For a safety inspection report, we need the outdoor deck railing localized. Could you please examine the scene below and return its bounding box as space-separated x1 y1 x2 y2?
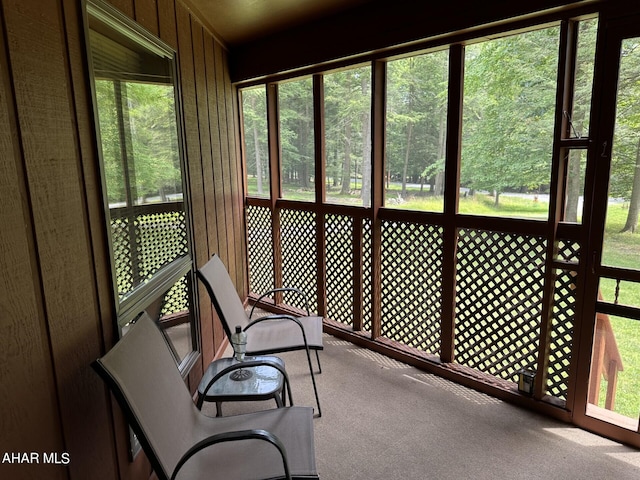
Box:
246 199 581 406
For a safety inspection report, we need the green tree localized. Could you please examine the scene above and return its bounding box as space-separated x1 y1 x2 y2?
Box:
611 38 640 232
386 51 448 201
279 78 314 195
324 66 371 205
242 87 268 196
462 27 560 206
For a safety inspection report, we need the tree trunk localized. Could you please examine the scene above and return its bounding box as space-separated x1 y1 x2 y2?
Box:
341 122 352 195
564 149 582 223
621 135 640 233
434 93 447 196
361 108 372 208
401 122 413 197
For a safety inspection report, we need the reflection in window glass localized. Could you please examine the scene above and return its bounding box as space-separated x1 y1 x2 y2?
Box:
242 86 269 198
280 78 315 201
88 0 195 375
570 18 598 138
385 51 448 212
324 66 372 207
461 27 560 219
602 37 640 271
563 149 587 223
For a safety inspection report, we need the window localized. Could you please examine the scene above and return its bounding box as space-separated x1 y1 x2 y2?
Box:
279 77 315 201
241 86 270 198
87 0 196 368
460 27 560 219
385 50 449 211
324 65 372 207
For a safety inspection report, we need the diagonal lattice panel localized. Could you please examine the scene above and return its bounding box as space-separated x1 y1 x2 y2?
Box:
111 217 133 298
161 274 190 315
380 220 443 354
280 208 318 312
325 214 354 326
246 205 275 295
455 229 546 382
546 268 577 401
112 209 188 299
362 218 373 333
135 212 188 290
557 240 580 264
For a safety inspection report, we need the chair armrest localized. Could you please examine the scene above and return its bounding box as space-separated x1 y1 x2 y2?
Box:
250 287 310 318
196 359 292 410
170 429 291 480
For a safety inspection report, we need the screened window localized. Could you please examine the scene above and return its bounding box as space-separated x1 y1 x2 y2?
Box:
87 0 196 367
460 27 560 219
241 86 270 198
324 65 372 207
279 77 315 201
385 50 449 212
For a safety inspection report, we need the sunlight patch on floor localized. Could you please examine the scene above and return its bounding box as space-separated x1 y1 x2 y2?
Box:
407 373 502 405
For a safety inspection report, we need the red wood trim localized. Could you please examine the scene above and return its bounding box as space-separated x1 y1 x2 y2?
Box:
440 44 464 363
370 60 386 340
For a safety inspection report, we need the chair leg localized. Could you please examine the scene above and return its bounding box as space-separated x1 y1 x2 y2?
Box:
304 347 322 418
315 350 322 374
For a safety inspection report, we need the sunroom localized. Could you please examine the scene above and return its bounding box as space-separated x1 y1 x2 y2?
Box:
2 0 640 479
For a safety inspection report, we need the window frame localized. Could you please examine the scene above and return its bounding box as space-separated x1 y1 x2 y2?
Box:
85 0 199 371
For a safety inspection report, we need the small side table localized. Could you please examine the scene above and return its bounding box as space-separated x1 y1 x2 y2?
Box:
196 355 292 416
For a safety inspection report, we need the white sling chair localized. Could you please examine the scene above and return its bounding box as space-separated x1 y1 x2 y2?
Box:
92 313 318 480
197 254 323 417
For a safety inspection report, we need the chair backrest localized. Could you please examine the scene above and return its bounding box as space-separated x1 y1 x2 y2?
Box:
93 313 199 480
197 254 250 339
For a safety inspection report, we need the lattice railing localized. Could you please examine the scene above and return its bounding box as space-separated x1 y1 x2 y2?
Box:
381 220 443 354
325 214 354 326
362 219 373 332
110 203 188 312
280 208 318 312
547 269 577 399
245 202 581 403
455 229 546 382
246 204 274 295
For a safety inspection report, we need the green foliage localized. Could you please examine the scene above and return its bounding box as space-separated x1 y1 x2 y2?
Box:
461 27 560 202
96 80 182 205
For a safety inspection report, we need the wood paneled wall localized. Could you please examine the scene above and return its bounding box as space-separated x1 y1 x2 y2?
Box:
0 0 244 478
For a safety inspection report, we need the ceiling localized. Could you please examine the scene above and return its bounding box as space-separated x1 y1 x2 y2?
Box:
187 0 374 47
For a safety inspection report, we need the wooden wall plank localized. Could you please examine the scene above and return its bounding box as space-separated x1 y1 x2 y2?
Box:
220 44 246 295
157 0 177 50
106 0 134 18
203 35 227 351
212 40 234 286
62 0 121 476
176 1 211 379
0 7 67 480
134 0 159 36
191 17 217 362
3 1 114 479
205 35 228 267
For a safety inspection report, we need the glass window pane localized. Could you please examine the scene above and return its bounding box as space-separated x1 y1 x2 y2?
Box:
279 78 315 201
460 27 560 219
563 149 587 223
242 86 270 198
324 66 372 207
569 17 598 138
385 51 448 212
602 37 640 271
88 0 195 376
